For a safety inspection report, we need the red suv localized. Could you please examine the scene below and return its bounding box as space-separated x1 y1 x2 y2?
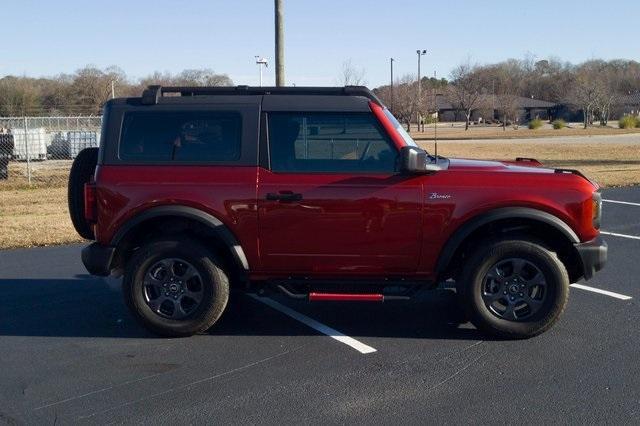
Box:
68 85 607 339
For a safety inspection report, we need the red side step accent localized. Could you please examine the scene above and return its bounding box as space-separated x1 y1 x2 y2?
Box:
308 292 384 302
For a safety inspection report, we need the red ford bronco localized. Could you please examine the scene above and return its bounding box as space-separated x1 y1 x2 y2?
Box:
68 85 607 338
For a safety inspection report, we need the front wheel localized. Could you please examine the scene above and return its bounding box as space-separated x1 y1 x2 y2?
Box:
123 238 229 337
458 239 569 339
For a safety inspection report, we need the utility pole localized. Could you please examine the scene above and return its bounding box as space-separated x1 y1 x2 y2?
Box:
390 58 394 112
111 80 115 99
274 0 285 86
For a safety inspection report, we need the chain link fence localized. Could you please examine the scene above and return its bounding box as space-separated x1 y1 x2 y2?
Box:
0 116 102 188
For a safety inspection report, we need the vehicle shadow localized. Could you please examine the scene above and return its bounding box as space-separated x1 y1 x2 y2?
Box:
0 277 484 341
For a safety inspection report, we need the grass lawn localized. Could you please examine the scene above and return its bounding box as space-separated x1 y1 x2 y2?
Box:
419 141 640 187
0 186 83 249
410 124 640 140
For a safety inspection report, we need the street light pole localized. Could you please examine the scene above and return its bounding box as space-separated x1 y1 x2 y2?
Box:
255 56 269 87
274 0 285 86
434 93 443 159
390 58 394 112
416 49 426 131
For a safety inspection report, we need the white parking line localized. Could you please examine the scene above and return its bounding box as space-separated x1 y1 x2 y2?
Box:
248 294 377 354
570 283 633 300
600 231 640 241
603 199 640 207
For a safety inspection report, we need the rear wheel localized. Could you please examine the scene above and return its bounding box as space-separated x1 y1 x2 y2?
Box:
458 238 569 339
123 238 229 337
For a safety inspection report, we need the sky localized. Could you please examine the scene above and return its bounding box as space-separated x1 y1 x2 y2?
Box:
0 0 638 88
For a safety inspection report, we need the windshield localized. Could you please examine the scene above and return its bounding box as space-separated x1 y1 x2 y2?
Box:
383 108 418 148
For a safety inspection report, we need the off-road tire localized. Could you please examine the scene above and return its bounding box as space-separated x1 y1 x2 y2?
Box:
458 238 569 339
123 238 230 337
67 147 98 239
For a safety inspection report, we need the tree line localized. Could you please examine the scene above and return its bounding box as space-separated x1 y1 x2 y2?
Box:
0 66 233 116
2 58 639 128
374 58 640 130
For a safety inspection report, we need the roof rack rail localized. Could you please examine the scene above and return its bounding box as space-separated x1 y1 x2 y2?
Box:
140 85 383 106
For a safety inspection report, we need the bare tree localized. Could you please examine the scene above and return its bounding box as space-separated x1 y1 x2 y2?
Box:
480 63 521 129
69 66 120 113
338 59 366 86
449 63 484 130
593 64 621 126
567 65 604 129
392 75 422 132
175 69 233 86
139 69 232 89
494 95 520 129
594 91 618 126
0 77 40 115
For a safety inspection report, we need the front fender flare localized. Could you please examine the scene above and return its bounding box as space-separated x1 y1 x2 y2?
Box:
435 207 579 275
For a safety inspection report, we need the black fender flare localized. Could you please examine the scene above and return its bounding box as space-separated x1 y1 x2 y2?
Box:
111 205 249 272
435 207 579 275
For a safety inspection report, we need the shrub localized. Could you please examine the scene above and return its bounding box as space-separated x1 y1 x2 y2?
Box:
619 115 639 129
423 115 437 125
528 118 543 130
552 119 566 129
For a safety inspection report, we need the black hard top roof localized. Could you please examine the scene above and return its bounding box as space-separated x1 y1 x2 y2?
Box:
140 85 383 106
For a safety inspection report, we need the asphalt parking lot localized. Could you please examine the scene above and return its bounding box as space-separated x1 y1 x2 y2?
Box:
1 186 639 424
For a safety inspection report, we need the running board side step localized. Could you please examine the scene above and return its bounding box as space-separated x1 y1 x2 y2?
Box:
276 285 409 302
310 292 383 302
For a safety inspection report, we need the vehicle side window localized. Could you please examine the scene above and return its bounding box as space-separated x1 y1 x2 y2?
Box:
268 113 397 173
119 111 242 162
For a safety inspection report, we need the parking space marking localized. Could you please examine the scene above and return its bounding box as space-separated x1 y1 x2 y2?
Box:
600 231 640 241
603 199 640 207
570 283 633 300
248 294 377 354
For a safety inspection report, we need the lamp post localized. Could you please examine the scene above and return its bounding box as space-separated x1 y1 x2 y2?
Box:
255 56 268 87
434 93 444 159
416 49 426 131
390 58 394 112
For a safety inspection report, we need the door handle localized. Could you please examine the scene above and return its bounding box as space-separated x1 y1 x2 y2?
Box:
266 192 303 202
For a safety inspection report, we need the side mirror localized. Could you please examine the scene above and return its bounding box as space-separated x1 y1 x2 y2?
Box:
399 146 440 174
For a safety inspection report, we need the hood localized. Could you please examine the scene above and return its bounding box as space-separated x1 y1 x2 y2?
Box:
447 158 556 174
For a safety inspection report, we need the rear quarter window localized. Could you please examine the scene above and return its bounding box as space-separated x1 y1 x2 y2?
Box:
119 111 242 162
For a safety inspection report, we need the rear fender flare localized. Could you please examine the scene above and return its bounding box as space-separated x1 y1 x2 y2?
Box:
111 206 249 272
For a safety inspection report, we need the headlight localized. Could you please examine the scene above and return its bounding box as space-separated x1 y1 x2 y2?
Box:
592 191 602 229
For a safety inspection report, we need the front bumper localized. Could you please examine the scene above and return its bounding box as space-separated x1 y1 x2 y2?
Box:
574 236 607 280
81 242 115 276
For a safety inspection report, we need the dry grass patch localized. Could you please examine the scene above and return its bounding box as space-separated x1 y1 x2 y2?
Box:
0 186 83 249
411 126 640 140
420 141 640 187
0 160 71 190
